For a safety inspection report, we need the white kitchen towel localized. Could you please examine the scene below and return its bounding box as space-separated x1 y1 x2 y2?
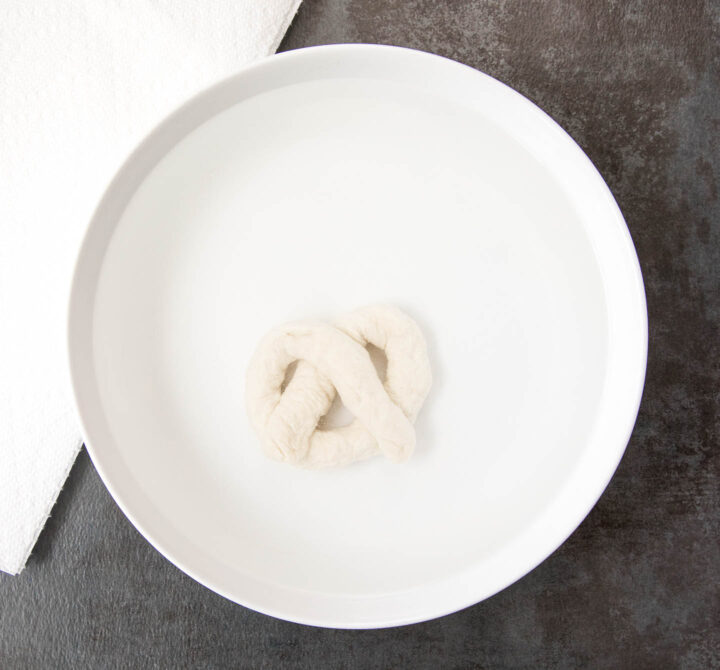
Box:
0 0 302 575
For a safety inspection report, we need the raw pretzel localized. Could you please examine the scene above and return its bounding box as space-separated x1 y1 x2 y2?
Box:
245 305 432 468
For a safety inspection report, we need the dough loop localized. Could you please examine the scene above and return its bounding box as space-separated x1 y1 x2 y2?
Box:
245 305 432 468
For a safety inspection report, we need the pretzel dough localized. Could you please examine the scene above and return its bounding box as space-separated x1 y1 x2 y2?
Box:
245 305 432 468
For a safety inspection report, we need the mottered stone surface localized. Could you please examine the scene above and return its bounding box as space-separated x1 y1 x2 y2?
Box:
1 1 718 667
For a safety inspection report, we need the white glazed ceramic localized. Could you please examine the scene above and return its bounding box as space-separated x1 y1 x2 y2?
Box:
68 45 647 628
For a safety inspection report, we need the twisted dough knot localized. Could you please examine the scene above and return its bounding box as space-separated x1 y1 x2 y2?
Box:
246 305 432 468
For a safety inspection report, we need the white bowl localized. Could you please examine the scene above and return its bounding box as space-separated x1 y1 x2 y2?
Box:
68 45 647 628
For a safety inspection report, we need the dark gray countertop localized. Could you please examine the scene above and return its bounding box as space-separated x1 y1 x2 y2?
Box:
1 1 718 667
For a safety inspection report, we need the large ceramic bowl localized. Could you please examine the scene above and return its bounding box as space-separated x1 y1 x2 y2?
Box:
68 45 647 628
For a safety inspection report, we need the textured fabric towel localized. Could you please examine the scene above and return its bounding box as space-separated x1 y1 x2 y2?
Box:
0 0 302 575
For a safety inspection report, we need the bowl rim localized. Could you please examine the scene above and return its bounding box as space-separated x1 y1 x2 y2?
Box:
67 43 648 628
